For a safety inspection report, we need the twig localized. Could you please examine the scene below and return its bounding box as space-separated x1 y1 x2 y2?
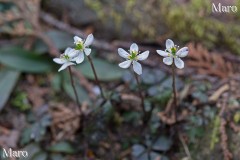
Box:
209 84 229 102
179 133 192 160
219 93 233 160
40 11 115 52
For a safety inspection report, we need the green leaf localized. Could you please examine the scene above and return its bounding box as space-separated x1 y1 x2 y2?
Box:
20 113 51 145
19 143 41 160
132 144 145 157
0 47 54 73
11 92 31 111
0 68 20 110
48 141 76 154
33 152 48 160
0 149 9 160
63 76 90 103
132 144 166 160
234 111 240 123
152 136 173 151
51 74 62 92
77 58 124 81
33 30 73 54
50 154 64 160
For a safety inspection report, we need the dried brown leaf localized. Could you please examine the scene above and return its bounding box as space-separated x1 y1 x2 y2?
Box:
187 43 236 78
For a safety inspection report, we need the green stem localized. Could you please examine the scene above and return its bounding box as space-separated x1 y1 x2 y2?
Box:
87 56 105 99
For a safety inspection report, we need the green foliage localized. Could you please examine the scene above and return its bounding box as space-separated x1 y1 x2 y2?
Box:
161 0 240 54
132 144 165 160
210 116 220 150
77 58 124 81
31 152 48 160
19 143 65 160
33 30 74 54
85 0 123 30
186 115 205 142
0 47 54 73
11 92 31 111
62 74 90 103
152 136 173 152
51 73 90 103
48 141 76 154
19 143 41 160
131 136 171 160
0 68 20 110
0 2 14 12
20 110 52 145
234 111 240 123
85 0 240 54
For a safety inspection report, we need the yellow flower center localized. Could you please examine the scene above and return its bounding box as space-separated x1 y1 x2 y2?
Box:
75 41 84 51
60 54 70 60
166 46 178 57
128 50 138 60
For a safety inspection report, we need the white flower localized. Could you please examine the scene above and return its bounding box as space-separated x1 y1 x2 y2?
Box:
156 39 188 69
118 43 149 75
53 47 78 72
73 34 94 64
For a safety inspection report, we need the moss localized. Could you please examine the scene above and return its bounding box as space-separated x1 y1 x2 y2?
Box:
84 0 240 55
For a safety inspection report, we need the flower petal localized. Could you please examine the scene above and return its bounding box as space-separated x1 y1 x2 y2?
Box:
157 50 168 57
130 43 138 52
119 60 132 69
58 62 75 72
174 57 184 69
64 47 72 55
176 47 188 57
137 51 149 61
73 52 84 64
133 61 142 75
84 34 94 47
66 48 78 58
53 58 66 64
84 48 91 56
163 57 173 65
73 36 82 44
166 39 174 49
118 48 130 59
156 50 168 57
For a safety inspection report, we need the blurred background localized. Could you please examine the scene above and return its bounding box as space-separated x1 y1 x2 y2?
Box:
0 0 240 160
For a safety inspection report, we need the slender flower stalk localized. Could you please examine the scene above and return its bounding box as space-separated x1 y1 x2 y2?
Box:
171 64 177 108
68 67 85 135
68 67 81 109
87 55 105 99
133 72 146 116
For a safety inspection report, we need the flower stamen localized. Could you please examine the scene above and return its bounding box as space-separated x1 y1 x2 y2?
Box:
128 50 138 60
75 41 84 51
